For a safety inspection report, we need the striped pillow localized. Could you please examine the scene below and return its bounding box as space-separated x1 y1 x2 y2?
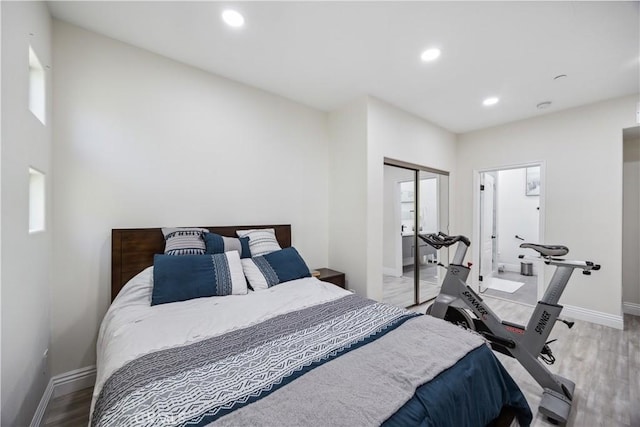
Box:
235 228 282 257
161 227 207 256
241 247 311 291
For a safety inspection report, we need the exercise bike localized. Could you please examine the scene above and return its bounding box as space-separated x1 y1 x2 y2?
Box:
421 232 600 425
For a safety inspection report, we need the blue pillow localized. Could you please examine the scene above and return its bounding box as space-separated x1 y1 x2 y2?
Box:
203 233 251 259
152 252 247 306
241 247 311 290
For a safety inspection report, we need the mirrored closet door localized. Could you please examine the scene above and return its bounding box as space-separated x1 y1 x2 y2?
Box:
382 160 449 308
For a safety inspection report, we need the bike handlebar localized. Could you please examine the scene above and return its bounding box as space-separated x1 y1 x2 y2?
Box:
418 232 470 249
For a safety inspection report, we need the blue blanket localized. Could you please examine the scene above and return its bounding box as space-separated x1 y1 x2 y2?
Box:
385 345 532 426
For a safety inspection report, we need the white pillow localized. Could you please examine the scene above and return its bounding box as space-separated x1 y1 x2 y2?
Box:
241 257 271 291
236 228 282 257
222 250 249 295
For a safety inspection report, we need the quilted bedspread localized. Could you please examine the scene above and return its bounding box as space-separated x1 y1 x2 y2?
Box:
91 293 492 427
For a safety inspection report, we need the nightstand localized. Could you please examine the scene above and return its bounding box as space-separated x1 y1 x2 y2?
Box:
315 268 346 288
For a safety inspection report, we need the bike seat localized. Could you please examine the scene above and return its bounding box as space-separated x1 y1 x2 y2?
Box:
520 243 569 257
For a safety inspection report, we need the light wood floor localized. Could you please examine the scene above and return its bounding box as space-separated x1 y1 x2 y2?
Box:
383 264 441 307
44 298 639 427
493 301 640 427
42 386 92 427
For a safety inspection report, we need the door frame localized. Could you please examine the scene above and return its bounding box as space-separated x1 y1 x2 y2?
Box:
479 172 497 286
472 161 546 302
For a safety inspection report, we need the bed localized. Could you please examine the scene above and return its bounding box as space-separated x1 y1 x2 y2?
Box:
92 225 532 427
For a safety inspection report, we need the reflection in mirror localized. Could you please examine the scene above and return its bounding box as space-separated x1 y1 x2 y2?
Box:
382 163 449 308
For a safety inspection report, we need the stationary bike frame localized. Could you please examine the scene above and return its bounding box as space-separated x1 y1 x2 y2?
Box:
425 233 600 424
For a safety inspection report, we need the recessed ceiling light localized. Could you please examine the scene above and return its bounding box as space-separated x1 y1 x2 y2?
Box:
222 9 244 28
482 97 499 106
420 48 441 62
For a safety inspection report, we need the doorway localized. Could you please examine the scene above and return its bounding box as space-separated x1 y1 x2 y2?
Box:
382 160 449 308
476 164 543 305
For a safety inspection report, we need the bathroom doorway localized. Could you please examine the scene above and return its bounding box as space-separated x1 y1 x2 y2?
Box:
476 164 543 305
382 160 449 308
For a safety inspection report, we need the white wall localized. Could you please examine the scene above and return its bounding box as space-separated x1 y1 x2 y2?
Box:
1 2 53 425
327 98 368 296
622 131 640 307
457 95 638 322
496 168 539 272
51 21 330 376
419 177 438 234
328 97 456 300
367 97 457 301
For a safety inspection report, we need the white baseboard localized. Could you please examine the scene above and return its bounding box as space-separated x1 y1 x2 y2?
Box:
562 304 624 330
52 365 96 398
31 365 96 427
623 301 640 316
383 267 401 277
29 379 54 427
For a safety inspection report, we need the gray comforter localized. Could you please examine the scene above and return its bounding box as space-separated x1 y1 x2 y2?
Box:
92 294 485 427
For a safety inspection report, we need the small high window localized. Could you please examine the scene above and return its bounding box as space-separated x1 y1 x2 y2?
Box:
29 168 45 233
28 46 45 124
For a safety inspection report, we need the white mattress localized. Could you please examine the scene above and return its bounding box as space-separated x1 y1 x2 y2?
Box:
92 267 351 414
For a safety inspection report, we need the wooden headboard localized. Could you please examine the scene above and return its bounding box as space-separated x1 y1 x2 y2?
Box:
111 225 292 301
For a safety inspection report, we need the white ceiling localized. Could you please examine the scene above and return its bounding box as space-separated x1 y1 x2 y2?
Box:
48 1 639 133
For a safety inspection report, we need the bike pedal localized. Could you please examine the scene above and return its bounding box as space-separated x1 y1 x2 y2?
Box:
557 318 574 329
